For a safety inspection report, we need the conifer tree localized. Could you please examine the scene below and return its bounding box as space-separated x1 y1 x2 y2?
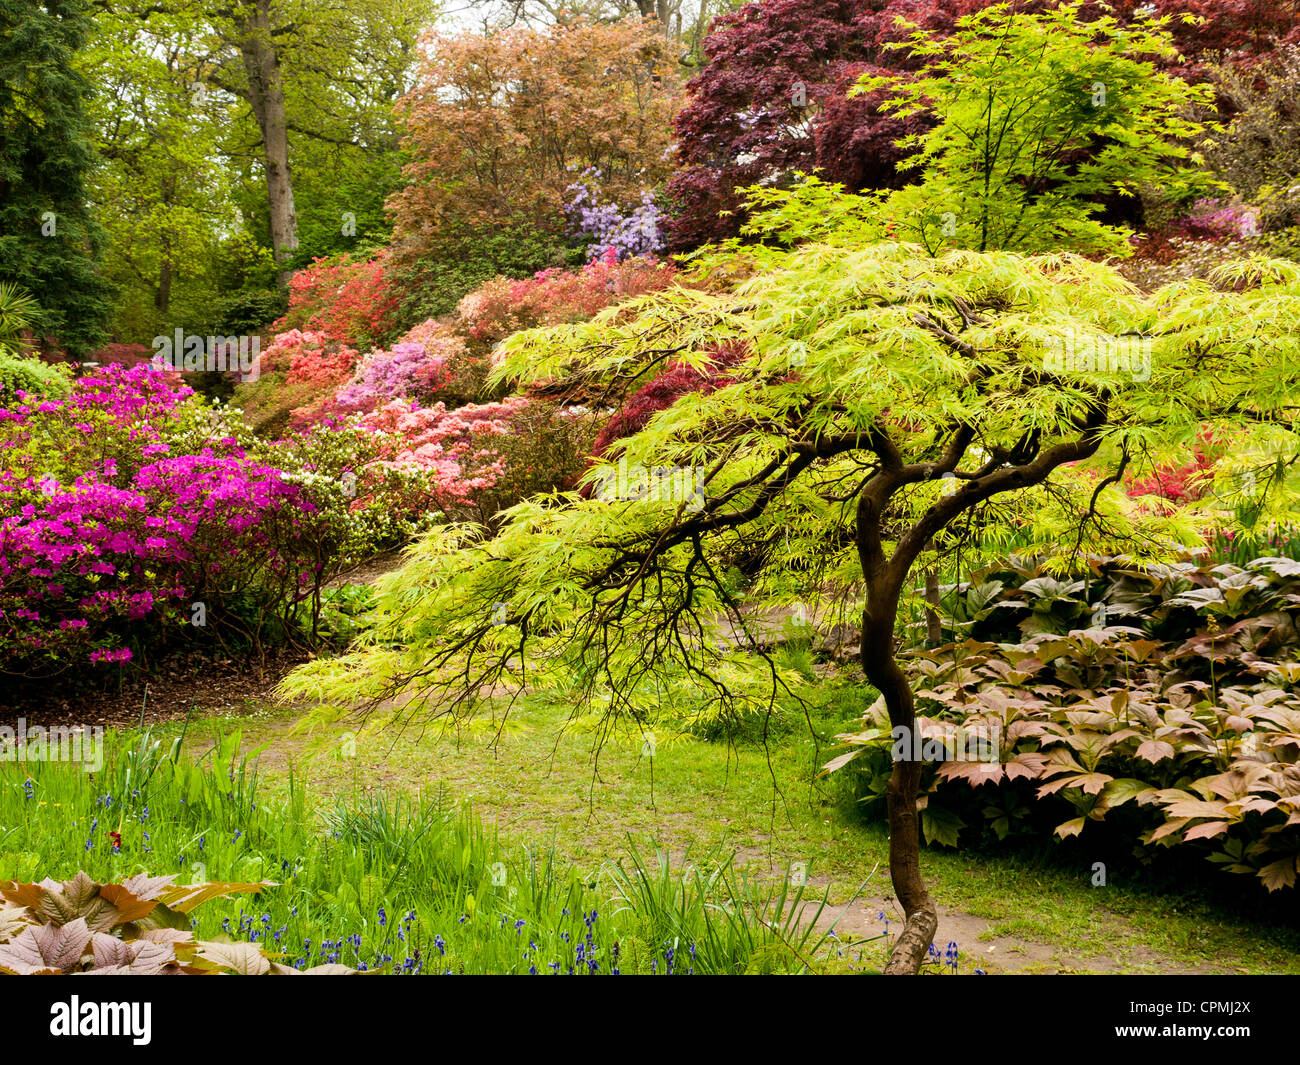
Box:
0 0 115 357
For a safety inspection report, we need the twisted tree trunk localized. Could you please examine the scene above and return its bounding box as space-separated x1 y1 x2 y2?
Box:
855 477 938 974
859 560 938 974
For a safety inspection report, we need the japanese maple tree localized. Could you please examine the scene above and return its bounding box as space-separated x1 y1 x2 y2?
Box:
387 18 682 266
666 0 1300 249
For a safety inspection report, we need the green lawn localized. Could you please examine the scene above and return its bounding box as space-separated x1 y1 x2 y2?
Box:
141 682 1300 976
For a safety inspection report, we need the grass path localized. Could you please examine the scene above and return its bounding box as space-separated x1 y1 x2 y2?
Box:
149 689 1300 975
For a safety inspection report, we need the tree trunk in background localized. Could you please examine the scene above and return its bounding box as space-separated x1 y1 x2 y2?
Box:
635 0 674 32
235 0 299 286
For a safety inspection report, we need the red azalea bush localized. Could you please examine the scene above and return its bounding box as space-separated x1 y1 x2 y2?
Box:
232 330 361 435
459 253 678 350
274 252 401 349
1127 426 1228 504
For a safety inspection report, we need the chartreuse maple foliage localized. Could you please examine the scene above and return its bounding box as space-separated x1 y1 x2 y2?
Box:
281 191 1300 968
855 1 1215 257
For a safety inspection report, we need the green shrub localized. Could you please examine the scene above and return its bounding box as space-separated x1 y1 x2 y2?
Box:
389 224 580 331
0 355 72 401
206 288 288 336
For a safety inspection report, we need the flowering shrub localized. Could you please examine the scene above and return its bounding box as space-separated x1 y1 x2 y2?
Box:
388 319 483 404
565 170 665 261
0 365 428 680
359 399 521 515
359 397 592 522
1119 200 1261 290
334 335 460 416
275 253 400 349
1174 198 1259 241
232 330 361 435
254 330 360 387
457 254 677 350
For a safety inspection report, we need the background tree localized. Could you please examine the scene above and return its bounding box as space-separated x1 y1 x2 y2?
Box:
664 0 985 250
855 2 1213 256
385 18 682 270
469 0 748 60
0 0 115 357
211 0 437 272
75 0 435 341
81 4 241 341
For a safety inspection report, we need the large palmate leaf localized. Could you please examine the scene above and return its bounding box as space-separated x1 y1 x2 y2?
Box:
0 900 31 942
194 940 272 975
85 933 180 974
0 872 356 974
0 918 92 974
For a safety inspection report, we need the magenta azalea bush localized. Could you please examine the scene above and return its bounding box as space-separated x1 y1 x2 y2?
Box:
0 365 437 678
0 251 680 681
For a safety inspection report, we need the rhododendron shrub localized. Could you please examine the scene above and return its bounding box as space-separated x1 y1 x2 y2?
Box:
254 329 361 386
565 171 665 262
274 253 400 349
359 399 519 519
0 366 429 679
391 319 484 405
0 454 313 675
333 334 460 415
359 397 593 522
457 255 678 351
